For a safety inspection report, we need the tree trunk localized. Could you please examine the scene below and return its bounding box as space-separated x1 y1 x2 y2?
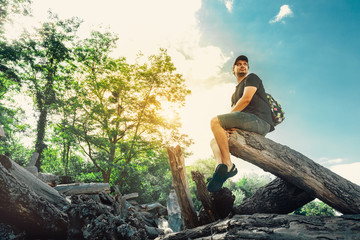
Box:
233 177 314 215
102 168 111 183
228 130 360 214
156 213 360 240
167 146 199 229
191 171 218 222
35 108 48 169
0 155 68 238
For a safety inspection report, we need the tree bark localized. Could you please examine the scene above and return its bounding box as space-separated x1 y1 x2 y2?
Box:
35 108 48 169
0 154 68 210
233 177 314 215
191 171 218 222
0 155 68 238
156 213 360 240
228 130 360 214
167 146 199 229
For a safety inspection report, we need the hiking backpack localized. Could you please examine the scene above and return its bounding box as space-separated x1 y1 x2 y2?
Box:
265 93 285 126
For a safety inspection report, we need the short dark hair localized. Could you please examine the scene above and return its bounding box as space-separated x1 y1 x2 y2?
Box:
233 55 248 66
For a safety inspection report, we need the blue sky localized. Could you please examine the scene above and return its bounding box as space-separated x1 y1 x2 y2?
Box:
4 0 360 183
195 0 360 167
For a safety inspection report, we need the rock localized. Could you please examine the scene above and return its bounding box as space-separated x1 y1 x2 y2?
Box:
167 189 183 232
157 216 173 235
145 225 165 239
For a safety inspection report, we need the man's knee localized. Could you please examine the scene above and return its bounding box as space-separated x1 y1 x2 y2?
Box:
210 116 221 130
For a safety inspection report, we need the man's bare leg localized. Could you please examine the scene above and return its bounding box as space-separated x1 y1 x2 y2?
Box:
210 138 222 169
210 116 233 171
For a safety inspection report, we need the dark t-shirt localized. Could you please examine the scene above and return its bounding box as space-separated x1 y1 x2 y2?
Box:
231 73 274 131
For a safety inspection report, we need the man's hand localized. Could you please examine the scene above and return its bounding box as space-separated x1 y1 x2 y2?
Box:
226 128 237 138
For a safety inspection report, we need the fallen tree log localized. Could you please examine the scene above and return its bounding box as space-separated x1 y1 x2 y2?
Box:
156 213 360 240
54 182 110 196
0 156 68 238
228 130 360 214
139 202 168 215
0 154 68 210
123 192 139 200
233 177 314 215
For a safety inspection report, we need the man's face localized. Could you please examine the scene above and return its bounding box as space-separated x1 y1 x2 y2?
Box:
233 60 249 77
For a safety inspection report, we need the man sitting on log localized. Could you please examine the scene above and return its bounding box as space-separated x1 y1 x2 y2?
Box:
207 55 275 192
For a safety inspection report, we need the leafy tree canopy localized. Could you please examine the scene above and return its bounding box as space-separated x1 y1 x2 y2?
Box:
67 30 191 183
0 0 31 33
15 13 82 168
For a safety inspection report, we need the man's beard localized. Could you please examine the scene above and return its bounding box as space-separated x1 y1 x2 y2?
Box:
236 72 247 78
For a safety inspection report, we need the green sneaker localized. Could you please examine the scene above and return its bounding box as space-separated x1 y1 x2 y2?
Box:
207 164 238 192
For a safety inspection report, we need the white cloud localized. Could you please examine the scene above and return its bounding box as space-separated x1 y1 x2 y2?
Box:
224 0 234 13
269 4 293 24
330 162 360 186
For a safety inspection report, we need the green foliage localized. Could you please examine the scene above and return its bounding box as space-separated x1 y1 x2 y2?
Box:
0 0 31 166
40 144 103 183
186 157 215 210
187 157 271 210
113 150 173 205
69 30 191 183
0 23 23 97
0 41 22 97
0 100 31 164
15 13 82 168
0 0 31 33
78 171 103 183
293 200 336 216
0 135 32 166
1 10 191 206
235 174 270 199
187 157 216 180
0 0 30 100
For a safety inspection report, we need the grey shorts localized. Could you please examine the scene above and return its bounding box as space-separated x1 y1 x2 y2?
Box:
217 111 270 136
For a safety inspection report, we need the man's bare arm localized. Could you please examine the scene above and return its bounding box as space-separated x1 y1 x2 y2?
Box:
230 86 257 112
